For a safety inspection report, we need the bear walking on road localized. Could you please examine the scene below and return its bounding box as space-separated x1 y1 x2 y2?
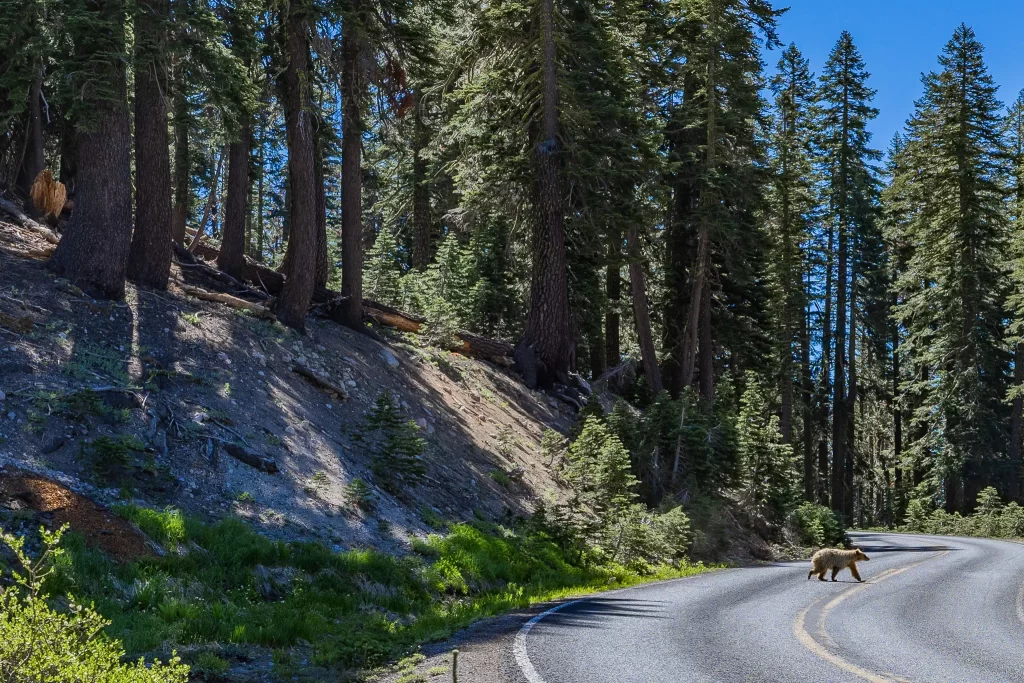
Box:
807 548 870 582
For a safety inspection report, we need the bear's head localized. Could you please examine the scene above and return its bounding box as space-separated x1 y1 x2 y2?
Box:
853 548 870 561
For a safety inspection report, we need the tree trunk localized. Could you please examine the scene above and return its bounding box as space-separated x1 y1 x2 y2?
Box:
274 2 318 331
256 110 265 262
845 251 857 521
412 104 431 270
127 0 172 290
801 271 814 501
606 237 622 370
172 67 190 245
17 67 45 211
628 224 662 395
50 71 132 299
1012 342 1023 501
698 278 714 401
218 121 252 280
339 2 365 329
514 0 574 388
832 215 847 518
892 299 903 495
314 131 329 288
818 217 834 506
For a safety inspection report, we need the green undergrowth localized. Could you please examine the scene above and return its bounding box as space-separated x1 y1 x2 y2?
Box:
21 507 715 676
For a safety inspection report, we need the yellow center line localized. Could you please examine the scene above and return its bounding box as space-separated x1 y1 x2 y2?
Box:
793 551 948 683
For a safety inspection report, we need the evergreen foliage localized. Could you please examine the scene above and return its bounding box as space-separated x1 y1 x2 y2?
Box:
737 372 797 520
894 25 1009 510
363 391 427 492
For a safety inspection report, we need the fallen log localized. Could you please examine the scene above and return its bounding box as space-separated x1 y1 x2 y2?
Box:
1 243 55 260
365 304 423 333
222 443 279 474
179 285 275 320
0 197 60 244
292 364 349 400
451 330 515 364
173 244 270 301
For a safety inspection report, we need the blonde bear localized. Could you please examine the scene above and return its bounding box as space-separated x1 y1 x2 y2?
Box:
807 547 869 582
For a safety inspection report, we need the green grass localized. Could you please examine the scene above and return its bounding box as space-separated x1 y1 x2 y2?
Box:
33 508 715 676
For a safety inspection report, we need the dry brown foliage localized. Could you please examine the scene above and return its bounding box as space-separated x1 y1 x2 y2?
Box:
29 169 68 219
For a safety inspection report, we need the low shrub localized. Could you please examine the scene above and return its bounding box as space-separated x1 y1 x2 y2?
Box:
0 525 189 682
787 502 845 547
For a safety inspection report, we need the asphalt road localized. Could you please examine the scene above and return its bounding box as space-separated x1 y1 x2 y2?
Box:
514 532 1024 682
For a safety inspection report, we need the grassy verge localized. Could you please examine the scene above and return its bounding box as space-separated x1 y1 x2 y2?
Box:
23 507 715 678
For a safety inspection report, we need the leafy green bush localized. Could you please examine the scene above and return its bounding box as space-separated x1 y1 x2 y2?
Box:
787 502 845 547
0 525 189 682
901 489 1024 540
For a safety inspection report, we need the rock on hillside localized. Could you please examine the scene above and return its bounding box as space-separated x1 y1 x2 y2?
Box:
0 224 573 554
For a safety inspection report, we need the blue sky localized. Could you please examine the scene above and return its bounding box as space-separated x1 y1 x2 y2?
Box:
769 0 1024 152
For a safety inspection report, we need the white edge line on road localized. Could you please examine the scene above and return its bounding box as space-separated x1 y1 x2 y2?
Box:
513 599 581 683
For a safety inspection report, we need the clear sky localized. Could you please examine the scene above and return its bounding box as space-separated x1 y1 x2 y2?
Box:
769 0 1024 152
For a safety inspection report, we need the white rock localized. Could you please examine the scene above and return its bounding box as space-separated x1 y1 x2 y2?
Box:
217 352 232 365
0 390 5 402
326 404 333 410
380 348 400 368
346 380 357 388
415 418 428 430
284 425 297 436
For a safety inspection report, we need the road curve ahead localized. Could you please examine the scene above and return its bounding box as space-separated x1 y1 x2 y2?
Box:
514 532 1024 683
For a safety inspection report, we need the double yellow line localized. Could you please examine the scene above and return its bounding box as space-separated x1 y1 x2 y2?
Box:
792 551 948 683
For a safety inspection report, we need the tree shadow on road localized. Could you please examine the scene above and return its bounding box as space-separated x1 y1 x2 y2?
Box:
532 599 669 631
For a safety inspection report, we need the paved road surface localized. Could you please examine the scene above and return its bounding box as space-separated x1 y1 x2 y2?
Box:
514 532 1024 682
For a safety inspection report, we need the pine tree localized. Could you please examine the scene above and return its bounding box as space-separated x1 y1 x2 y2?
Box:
738 372 797 520
1005 89 1024 500
767 43 818 499
895 25 1009 513
817 31 879 519
364 391 426 493
363 225 403 307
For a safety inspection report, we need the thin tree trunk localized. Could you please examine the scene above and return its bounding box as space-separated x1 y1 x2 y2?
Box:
606 236 621 368
845 248 857 521
801 269 814 501
832 215 847 518
274 1 318 331
256 112 265 262
339 1 365 329
514 0 574 388
1011 342 1023 500
412 103 431 270
818 217 834 506
128 0 173 290
218 121 252 280
314 131 329 288
172 66 190 245
187 149 224 252
17 66 45 211
628 224 662 395
698 279 714 401
50 46 132 299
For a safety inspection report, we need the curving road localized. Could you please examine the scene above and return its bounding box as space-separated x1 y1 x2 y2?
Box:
512 532 1024 682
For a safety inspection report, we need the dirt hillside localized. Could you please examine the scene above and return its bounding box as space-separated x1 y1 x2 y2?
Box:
0 217 574 555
